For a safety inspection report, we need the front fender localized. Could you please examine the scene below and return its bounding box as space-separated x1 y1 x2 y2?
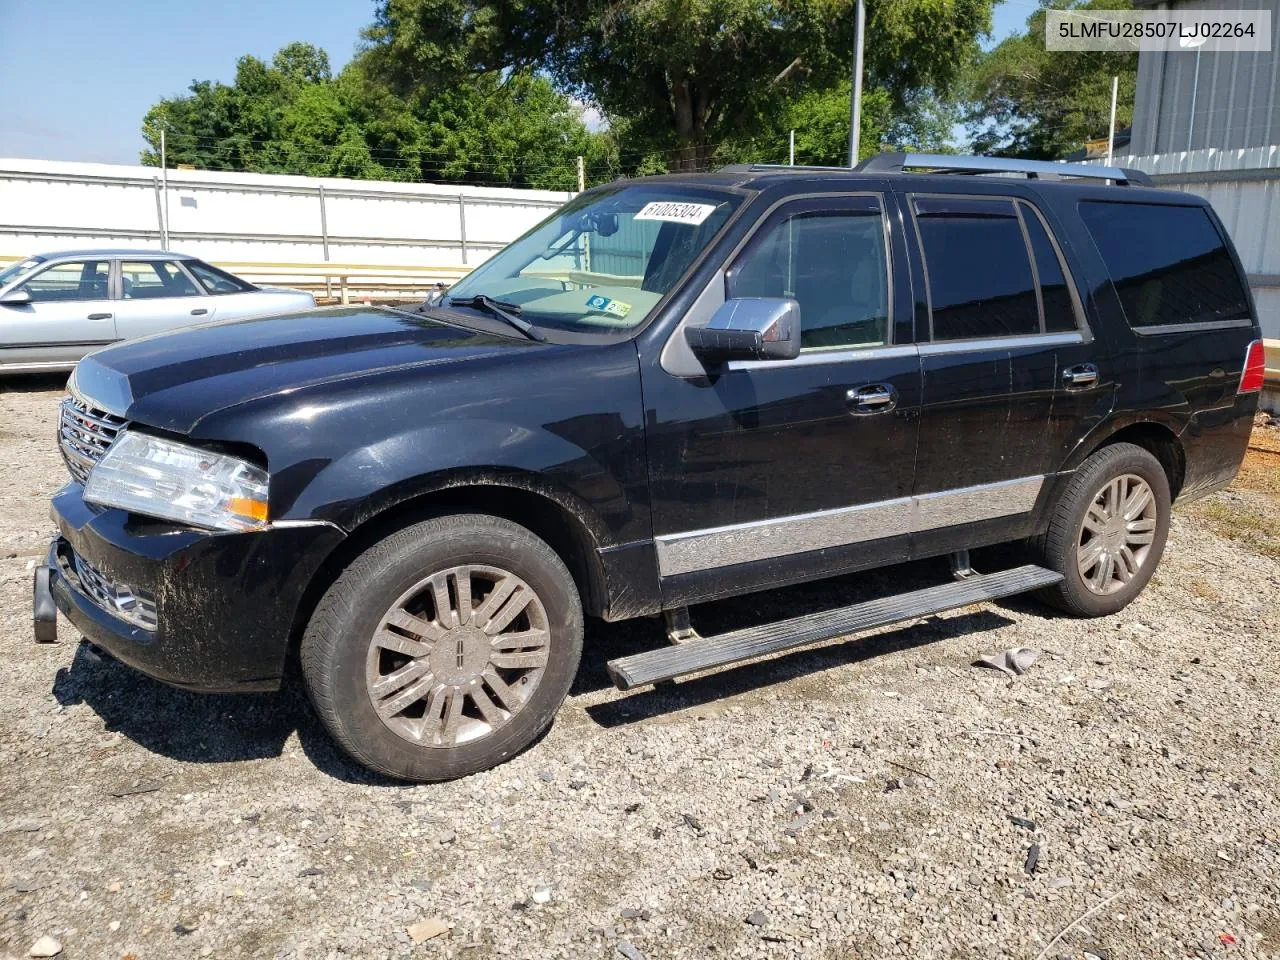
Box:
289 417 629 544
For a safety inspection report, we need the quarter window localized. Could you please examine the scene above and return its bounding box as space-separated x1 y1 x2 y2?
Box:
1078 201 1250 328
727 199 890 350
914 197 1040 341
120 261 200 299
19 261 110 303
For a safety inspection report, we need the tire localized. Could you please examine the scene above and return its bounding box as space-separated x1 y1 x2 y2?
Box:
1032 442 1171 618
301 514 583 782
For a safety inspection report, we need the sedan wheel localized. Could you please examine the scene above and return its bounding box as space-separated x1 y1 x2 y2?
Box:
1075 474 1159 595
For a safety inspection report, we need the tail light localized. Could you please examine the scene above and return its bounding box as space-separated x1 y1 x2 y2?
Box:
1239 339 1266 394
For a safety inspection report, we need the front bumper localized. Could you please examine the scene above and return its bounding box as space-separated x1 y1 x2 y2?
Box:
39 485 345 693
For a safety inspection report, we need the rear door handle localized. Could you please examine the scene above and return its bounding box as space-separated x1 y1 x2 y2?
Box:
846 383 898 413
87 313 112 321
191 308 208 316
1062 363 1099 389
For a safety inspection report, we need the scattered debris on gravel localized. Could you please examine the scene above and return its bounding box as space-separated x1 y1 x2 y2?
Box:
2 378 1278 958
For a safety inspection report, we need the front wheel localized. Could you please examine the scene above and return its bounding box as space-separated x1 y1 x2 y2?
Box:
301 514 583 781
1033 442 1172 617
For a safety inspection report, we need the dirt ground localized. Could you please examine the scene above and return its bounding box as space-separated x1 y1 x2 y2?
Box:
1 379 1278 960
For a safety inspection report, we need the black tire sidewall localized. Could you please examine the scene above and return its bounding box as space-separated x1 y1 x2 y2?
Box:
1047 444 1172 617
306 516 583 782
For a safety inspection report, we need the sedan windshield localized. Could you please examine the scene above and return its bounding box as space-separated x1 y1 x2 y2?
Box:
0 257 45 290
444 184 743 334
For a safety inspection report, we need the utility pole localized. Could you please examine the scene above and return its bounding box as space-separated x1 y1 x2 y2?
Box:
1106 75 1119 166
576 155 585 193
789 130 796 166
847 0 866 167
159 127 170 251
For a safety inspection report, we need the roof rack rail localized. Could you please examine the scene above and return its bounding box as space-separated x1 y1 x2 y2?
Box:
855 152 1152 186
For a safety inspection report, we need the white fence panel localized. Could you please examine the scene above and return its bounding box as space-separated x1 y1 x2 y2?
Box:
0 158 573 272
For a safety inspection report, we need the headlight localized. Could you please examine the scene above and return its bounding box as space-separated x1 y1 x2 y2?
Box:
84 432 269 532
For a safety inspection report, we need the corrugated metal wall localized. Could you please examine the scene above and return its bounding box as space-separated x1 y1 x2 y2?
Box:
1130 0 1280 155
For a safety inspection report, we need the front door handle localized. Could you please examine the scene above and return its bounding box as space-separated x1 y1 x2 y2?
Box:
87 312 112 321
191 308 208 316
1062 363 1099 389
846 383 898 414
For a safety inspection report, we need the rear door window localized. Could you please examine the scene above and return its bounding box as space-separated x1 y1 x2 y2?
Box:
913 197 1040 340
1019 205 1079 333
120 261 200 299
1078 201 1251 328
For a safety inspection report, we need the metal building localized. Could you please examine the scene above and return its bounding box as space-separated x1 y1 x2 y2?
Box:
1131 0 1279 155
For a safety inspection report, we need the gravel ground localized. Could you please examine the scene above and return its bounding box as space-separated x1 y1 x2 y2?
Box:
1 379 1279 960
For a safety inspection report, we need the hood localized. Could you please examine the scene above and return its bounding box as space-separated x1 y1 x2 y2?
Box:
71 306 549 433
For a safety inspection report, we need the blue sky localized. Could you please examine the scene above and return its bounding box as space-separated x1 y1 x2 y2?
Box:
0 0 1034 166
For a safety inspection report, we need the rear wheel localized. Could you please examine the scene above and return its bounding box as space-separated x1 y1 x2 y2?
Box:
1033 442 1171 617
301 514 583 781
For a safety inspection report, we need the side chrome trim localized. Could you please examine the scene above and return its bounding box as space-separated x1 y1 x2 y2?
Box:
1130 318 1254 336
916 331 1085 357
655 474 1045 577
269 519 346 532
656 496 913 577
911 475 1043 530
726 343 918 372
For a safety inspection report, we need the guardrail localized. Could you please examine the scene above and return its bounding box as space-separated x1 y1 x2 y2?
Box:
215 261 472 304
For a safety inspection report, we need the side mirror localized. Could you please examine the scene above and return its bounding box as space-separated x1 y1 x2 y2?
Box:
685 297 801 364
0 289 32 306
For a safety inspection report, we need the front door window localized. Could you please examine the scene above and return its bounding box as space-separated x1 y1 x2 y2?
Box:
19 261 110 302
727 199 890 350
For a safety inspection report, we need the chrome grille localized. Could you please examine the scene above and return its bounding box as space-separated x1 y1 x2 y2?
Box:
59 395 126 484
69 552 158 631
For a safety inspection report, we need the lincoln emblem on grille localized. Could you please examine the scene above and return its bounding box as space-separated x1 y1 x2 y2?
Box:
58 396 127 485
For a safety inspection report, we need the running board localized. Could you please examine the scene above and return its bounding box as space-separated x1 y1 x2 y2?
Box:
606 564 1061 691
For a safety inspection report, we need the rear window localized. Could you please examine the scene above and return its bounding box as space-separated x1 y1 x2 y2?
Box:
1078 201 1251 328
187 260 255 294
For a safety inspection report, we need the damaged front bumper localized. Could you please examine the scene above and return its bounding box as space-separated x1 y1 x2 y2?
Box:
35 485 344 693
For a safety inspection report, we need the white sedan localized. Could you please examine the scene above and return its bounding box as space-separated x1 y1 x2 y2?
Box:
0 249 315 374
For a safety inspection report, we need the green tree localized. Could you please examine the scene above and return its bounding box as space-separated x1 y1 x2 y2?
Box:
141 42 599 187
716 83 960 167
364 0 996 166
965 0 1137 159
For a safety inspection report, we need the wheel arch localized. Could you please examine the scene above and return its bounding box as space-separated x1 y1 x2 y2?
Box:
285 475 613 669
1032 418 1186 535
1078 420 1187 500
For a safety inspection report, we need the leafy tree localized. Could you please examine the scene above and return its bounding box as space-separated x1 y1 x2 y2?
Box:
716 83 960 167
141 42 598 187
364 0 996 166
965 0 1137 158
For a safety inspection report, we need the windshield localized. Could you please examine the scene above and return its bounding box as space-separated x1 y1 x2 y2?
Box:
0 257 46 290
444 184 743 334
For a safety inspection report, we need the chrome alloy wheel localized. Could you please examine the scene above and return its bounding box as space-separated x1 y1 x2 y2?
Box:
1076 473 1158 596
365 565 550 747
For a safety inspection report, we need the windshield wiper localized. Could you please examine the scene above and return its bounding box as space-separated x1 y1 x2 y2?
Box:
447 294 546 343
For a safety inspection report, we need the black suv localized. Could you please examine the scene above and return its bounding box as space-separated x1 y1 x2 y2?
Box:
36 154 1266 781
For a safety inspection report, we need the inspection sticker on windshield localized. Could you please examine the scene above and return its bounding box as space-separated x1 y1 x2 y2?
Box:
634 201 717 226
586 294 632 318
